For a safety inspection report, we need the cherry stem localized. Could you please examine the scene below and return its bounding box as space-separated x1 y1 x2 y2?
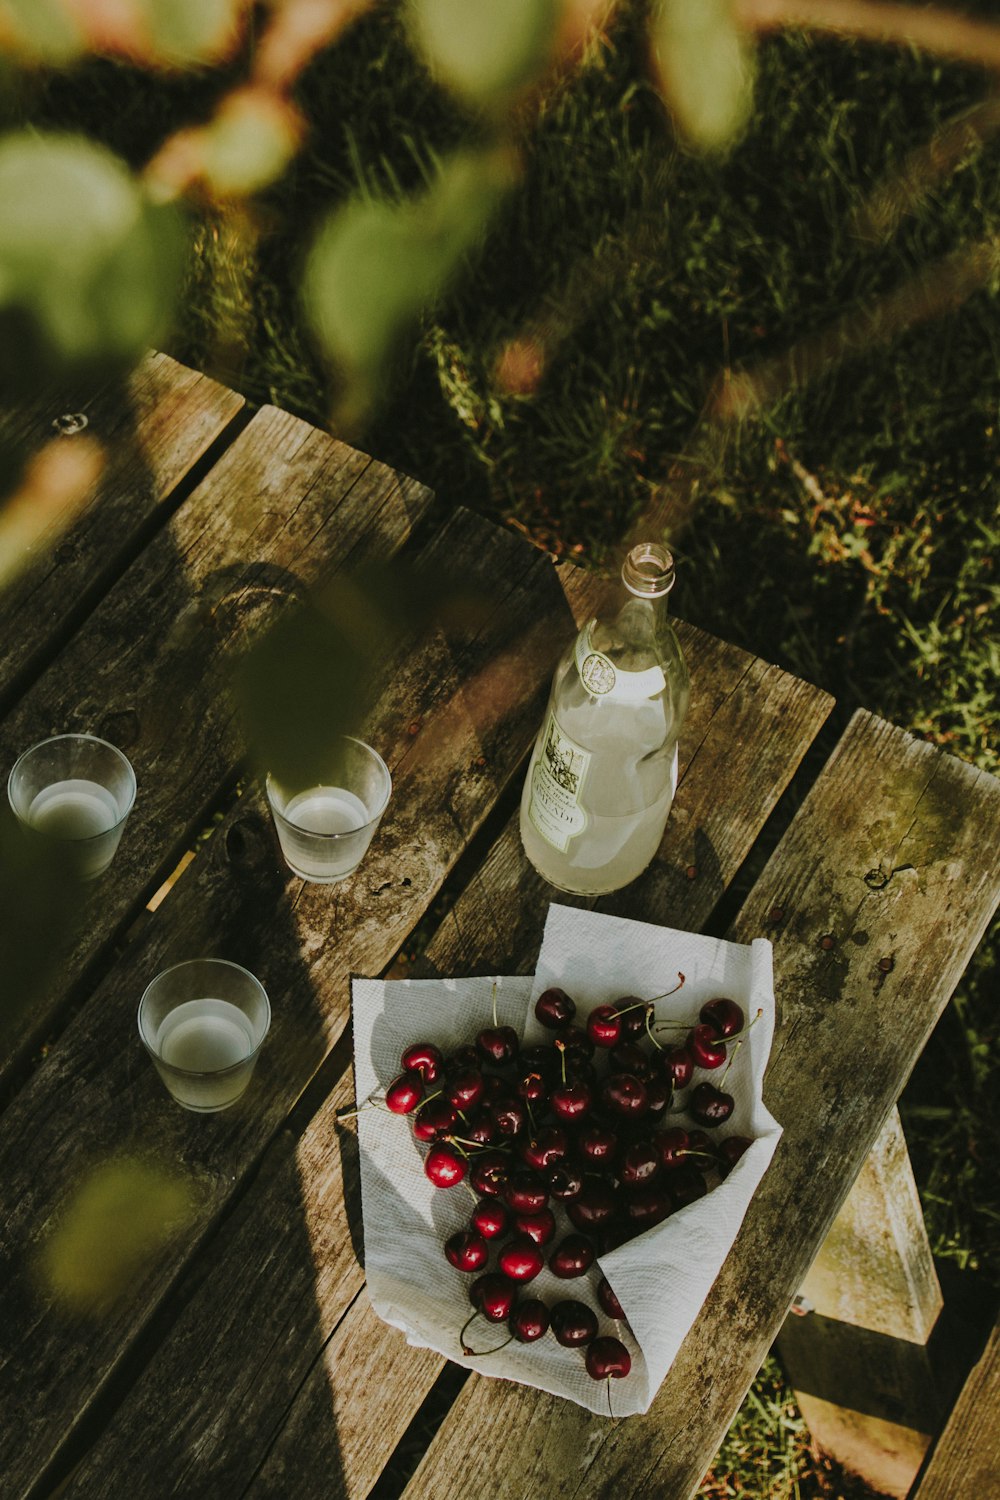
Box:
460 1319 514 1358
449 1135 490 1150
527 1098 537 1134
557 1040 567 1085
644 1005 664 1052
679 1149 718 1165
334 1097 385 1122
412 1089 443 1114
718 1038 744 1088
607 1374 614 1420
491 979 498 1028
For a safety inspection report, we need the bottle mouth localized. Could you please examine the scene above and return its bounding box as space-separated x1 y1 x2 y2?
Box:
622 543 675 597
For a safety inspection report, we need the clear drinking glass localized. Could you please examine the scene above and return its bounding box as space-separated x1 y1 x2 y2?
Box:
265 736 392 883
7 732 137 880
138 958 271 1113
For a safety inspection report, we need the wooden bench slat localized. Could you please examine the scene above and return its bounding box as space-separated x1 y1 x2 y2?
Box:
0 352 245 703
0 509 572 1497
54 618 833 1497
910 1315 1000 1499
0 404 433 1083
398 712 1000 1500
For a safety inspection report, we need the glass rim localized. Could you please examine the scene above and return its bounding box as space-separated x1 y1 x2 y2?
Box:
265 736 392 839
7 731 137 839
137 957 271 1077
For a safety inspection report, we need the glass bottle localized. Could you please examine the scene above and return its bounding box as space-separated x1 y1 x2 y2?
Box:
519 542 689 896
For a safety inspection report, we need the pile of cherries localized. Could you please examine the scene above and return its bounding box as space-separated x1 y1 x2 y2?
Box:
378 977 755 1394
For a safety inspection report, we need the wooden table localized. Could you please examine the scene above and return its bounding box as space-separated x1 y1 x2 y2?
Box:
1 352 997 1500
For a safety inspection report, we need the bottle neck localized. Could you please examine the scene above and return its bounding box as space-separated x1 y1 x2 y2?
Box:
621 543 675 602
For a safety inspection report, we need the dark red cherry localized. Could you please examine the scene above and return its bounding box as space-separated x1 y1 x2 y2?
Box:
554 1025 594 1059
476 1024 520 1066
516 1069 548 1105
688 1024 727 1070
615 997 650 1040
386 1072 424 1114
520 1126 570 1171
546 1160 585 1201
448 1044 480 1073
655 1126 690 1170
608 1042 654 1081
567 1181 618 1230
463 1110 498 1147
512 1207 557 1246
622 1186 673 1229
412 1097 459 1142
445 1230 489 1272
586 1335 631 1381
620 1139 661 1187
510 1299 550 1343
447 1068 485 1111
600 1072 648 1119
490 1095 528 1138
470 1272 517 1323
503 1169 549 1214
471 1197 510 1240
469 1150 508 1198
535 987 576 1029
644 1075 671 1121
699 997 745 1039
662 1044 694 1090
717 1135 753 1174
597 1276 626 1320
550 1299 598 1347
549 1234 595 1279
550 1079 593 1122
401 1041 444 1085
424 1142 467 1188
498 1234 545 1282
691 1081 735 1128
575 1123 617 1166
586 1004 623 1048
669 1162 708 1208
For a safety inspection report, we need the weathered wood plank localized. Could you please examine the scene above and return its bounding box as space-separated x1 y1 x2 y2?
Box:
0 510 571 1498
405 622 834 980
911 1314 1000 1499
59 1073 444 1500
400 712 1000 1500
0 403 432 1083
798 1107 942 1340
31 581 832 1500
0 351 245 704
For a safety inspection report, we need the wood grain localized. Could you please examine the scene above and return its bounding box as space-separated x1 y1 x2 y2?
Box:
0 403 432 1082
400 712 1000 1500
911 1315 1000 1499
30 569 831 1500
0 351 245 705
0 509 571 1498
405 623 834 980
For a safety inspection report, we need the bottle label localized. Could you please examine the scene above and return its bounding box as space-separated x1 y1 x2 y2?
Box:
527 713 590 852
574 622 666 702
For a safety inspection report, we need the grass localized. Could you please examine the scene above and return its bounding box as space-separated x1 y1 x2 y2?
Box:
12 4 1000 1493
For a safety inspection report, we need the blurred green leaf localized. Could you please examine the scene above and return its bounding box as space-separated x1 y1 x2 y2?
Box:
302 147 517 414
140 0 243 66
0 133 186 385
39 1155 195 1315
200 89 302 198
407 0 559 107
235 558 487 788
651 0 755 151
0 0 82 62
0 814 82 1045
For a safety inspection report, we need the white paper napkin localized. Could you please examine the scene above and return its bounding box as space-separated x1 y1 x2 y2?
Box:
352 903 781 1416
